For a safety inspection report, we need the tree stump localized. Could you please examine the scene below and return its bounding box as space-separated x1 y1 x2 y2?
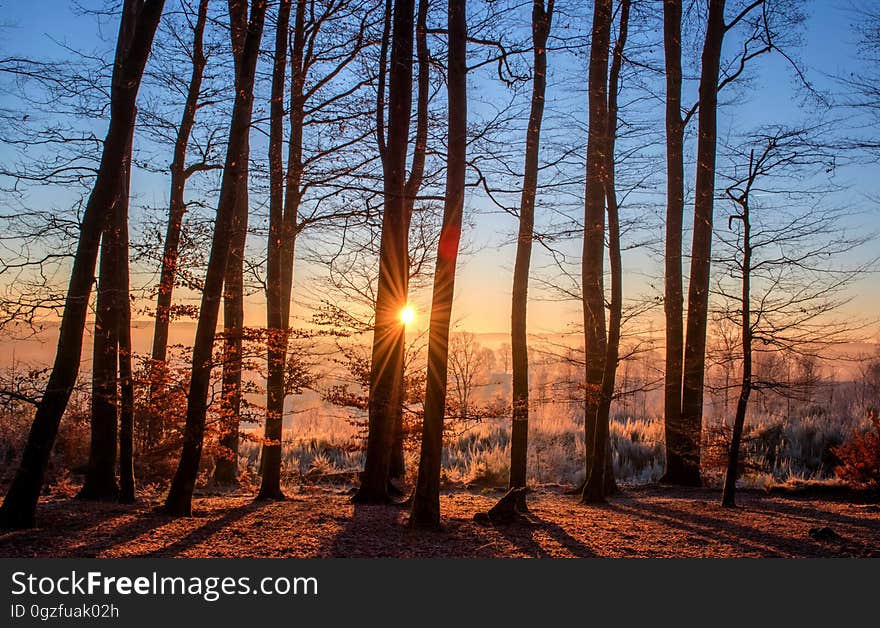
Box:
474 487 529 525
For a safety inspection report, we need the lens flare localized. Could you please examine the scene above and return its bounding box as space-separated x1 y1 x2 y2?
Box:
400 305 416 326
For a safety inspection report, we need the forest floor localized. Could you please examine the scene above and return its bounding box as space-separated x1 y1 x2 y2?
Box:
1 484 878 558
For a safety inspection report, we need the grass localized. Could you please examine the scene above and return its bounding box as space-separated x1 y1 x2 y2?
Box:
230 399 875 491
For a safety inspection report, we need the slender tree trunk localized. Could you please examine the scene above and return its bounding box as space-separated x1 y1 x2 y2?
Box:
260 0 305 498
508 0 554 502
79 207 122 501
355 0 415 504
148 0 210 447
660 0 693 486
117 124 136 503
0 0 164 530
258 0 294 500
164 0 267 516
80 0 142 503
680 0 726 487
410 0 467 529
214 185 247 484
215 0 260 487
722 155 752 508
389 0 430 483
581 0 612 504
593 0 629 499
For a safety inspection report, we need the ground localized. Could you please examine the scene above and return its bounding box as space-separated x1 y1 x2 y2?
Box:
1 485 878 558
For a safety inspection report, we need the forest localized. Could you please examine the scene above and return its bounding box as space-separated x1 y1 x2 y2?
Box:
0 0 878 558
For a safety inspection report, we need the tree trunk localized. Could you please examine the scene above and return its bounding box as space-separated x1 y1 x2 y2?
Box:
722 154 752 508
79 0 143 504
389 0 430 483
580 0 612 505
592 0 629 500
79 205 122 501
0 0 164 530
117 123 136 504
509 0 553 501
660 0 692 486
410 0 467 529
680 0 726 487
164 0 267 516
355 0 415 504
258 0 294 500
215 0 260 487
148 0 210 447
214 186 247 485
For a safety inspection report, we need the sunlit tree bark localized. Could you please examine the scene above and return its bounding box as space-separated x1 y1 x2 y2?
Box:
679 0 727 487
355 0 415 504
508 0 554 503
410 0 467 529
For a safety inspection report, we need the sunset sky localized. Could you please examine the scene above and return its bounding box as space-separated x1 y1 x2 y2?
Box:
0 0 877 339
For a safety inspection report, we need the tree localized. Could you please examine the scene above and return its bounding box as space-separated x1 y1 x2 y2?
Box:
389 0 431 484
258 0 294 498
0 0 165 530
447 332 493 422
508 0 554 503
677 0 726 487
716 128 870 506
355 0 416 504
660 0 687 484
79 121 135 502
410 0 467 529
164 0 267 516
258 0 378 497
580 0 612 504
147 0 214 450
213 0 261 487
587 0 630 502
666 0 802 486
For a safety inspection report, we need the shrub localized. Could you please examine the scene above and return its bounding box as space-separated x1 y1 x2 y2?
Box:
833 409 880 488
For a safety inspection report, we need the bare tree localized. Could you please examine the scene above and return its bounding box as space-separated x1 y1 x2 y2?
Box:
258 0 379 497
447 332 493 422
660 0 687 483
508 0 554 503
212 0 261 488
148 0 214 449
580 0 612 504
0 0 165 530
411 0 467 528
588 0 630 502
79 123 135 502
356 0 415 504
164 0 267 516
716 128 873 506
665 0 806 486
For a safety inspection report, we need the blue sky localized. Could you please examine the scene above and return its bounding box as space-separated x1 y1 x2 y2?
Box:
1 0 877 338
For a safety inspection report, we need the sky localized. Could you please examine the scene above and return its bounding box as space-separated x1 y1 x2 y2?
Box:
0 0 877 341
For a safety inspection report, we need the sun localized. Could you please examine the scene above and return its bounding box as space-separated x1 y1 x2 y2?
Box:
400 305 416 326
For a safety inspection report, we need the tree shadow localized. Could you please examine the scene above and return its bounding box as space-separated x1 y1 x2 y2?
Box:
611 499 843 557
490 514 598 557
324 501 412 557
324 497 599 558
139 501 271 557
67 509 172 557
756 498 880 533
0 500 154 558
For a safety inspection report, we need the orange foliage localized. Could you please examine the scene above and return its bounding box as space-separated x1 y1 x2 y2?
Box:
834 408 880 488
